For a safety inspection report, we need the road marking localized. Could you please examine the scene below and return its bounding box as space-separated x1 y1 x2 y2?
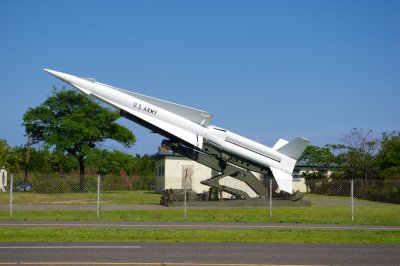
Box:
0 245 141 249
0 263 324 266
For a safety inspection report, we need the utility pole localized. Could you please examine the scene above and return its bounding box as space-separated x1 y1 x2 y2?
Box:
24 130 31 182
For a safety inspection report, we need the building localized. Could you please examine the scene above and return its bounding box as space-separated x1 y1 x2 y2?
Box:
0 167 7 192
292 165 312 193
154 148 311 197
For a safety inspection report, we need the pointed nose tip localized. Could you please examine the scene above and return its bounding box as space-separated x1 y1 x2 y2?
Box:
43 68 53 75
43 68 62 77
43 69 74 84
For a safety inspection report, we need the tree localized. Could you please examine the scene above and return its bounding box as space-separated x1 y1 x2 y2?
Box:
85 149 155 190
299 145 335 178
14 146 53 173
340 128 379 181
0 139 23 173
377 132 400 179
23 88 136 191
86 149 135 176
299 145 336 192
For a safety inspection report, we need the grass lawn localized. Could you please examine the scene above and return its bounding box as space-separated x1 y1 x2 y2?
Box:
1 205 400 225
1 191 399 225
0 190 160 205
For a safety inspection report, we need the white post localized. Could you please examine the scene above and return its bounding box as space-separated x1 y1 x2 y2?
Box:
184 176 187 222
269 178 272 219
9 174 13 218
351 179 354 223
97 175 100 218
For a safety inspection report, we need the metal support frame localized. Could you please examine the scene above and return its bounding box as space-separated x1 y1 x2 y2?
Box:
162 140 270 199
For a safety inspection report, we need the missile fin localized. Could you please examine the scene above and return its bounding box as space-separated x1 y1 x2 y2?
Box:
272 138 289 150
270 167 293 193
276 137 310 160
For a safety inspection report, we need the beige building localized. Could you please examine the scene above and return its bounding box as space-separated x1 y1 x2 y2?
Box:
292 167 308 193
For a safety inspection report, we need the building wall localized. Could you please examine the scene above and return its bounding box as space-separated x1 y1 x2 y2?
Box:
155 156 211 193
293 177 307 193
155 158 165 193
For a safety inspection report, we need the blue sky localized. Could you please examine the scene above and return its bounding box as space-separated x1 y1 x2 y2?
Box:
1 0 399 155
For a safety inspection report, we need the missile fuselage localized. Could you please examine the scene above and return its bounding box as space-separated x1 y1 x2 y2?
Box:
45 69 309 193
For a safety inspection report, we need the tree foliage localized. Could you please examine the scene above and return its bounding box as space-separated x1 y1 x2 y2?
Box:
23 88 136 191
299 128 400 181
300 130 400 203
339 128 379 181
86 149 154 176
0 139 23 172
377 132 400 179
299 145 335 177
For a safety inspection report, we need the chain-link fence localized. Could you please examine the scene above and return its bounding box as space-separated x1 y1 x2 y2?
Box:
0 173 399 225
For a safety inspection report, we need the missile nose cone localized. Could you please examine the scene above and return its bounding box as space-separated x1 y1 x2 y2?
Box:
44 69 94 96
44 68 64 79
43 69 75 85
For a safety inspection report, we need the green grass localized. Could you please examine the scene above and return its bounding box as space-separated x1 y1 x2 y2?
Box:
101 191 160 204
1 228 399 244
1 191 399 225
2 205 400 225
0 190 159 205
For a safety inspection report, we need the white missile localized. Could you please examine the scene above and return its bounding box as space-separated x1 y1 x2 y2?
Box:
44 69 309 193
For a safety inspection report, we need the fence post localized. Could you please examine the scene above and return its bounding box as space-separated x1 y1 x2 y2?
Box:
184 177 187 222
351 179 354 222
97 175 100 218
269 178 272 219
9 174 13 218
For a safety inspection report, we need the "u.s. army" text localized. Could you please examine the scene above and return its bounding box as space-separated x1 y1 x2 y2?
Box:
133 102 158 116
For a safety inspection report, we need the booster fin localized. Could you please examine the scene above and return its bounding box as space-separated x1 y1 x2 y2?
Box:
271 137 310 193
275 137 310 160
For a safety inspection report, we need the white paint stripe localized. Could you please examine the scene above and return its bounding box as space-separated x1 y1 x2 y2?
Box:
0 246 141 249
0 263 322 266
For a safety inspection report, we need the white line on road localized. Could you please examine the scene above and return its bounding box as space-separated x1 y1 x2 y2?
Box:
0 245 141 249
0 263 322 266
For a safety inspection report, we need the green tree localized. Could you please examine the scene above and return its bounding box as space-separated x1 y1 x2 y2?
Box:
340 128 379 181
0 139 23 173
299 145 335 178
86 149 135 176
299 145 336 192
23 88 136 191
377 132 400 179
48 150 79 174
14 146 53 173
134 154 155 178
134 154 155 189
86 150 155 177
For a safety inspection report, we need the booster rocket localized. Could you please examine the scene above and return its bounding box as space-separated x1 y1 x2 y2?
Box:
44 69 309 193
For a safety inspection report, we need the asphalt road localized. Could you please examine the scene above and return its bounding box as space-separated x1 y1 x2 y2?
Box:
1 221 399 265
0 242 399 265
